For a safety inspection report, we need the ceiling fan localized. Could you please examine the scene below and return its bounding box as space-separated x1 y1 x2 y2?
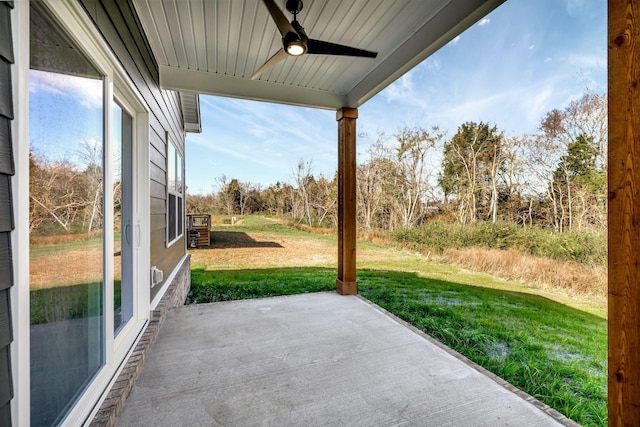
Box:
251 0 378 80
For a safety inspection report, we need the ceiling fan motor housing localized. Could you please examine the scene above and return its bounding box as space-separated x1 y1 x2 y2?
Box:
251 0 377 79
285 0 303 15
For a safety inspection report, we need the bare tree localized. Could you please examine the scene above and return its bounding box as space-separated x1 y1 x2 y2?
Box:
309 175 337 227
293 159 314 225
29 154 85 233
236 181 258 216
485 132 510 223
215 175 236 215
536 93 607 231
562 92 608 169
186 192 217 214
357 135 394 237
521 131 563 230
393 126 444 227
440 122 500 224
75 140 104 233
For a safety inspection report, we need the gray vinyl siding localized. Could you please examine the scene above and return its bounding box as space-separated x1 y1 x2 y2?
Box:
0 1 14 424
78 0 187 302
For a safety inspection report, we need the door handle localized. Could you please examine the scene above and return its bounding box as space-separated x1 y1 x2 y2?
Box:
125 223 131 245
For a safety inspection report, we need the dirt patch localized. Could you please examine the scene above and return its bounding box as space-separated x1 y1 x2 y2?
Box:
190 231 335 268
189 230 409 269
30 246 109 289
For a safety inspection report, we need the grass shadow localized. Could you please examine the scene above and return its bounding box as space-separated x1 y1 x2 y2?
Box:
207 231 284 249
30 281 120 325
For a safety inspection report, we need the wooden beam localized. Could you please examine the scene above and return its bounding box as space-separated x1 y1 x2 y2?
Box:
609 1 640 424
336 107 358 295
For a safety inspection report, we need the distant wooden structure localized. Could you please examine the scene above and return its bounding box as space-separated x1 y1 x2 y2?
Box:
187 214 211 248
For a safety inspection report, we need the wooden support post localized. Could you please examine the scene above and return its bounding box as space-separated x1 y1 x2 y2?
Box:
609 1 640 424
336 107 358 295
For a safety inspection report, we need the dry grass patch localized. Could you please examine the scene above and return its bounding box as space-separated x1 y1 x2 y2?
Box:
441 247 607 297
190 231 336 268
286 222 334 235
30 230 115 289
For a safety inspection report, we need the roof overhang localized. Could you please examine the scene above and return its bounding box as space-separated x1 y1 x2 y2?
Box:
133 0 505 111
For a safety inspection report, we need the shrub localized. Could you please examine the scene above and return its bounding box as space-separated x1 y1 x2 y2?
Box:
392 221 606 265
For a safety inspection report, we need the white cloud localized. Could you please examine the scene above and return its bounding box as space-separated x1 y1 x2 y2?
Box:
523 86 554 123
528 44 535 50
425 80 562 136
565 52 604 68
29 69 103 109
192 96 338 185
544 57 553 63
437 92 509 122
189 133 275 169
382 72 414 102
449 36 461 46
565 0 586 16
424 57 441 72
381 70 430 111
233 101 334 154
478 18 490 27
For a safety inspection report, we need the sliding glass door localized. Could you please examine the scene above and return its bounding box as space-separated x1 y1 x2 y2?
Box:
28 3 142 424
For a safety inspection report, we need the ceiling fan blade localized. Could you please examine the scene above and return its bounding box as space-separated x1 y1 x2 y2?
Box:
307 39 377 58
261 0 297 37
251 48 288 80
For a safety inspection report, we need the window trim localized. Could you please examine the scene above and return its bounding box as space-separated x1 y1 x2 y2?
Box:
166 132 184 247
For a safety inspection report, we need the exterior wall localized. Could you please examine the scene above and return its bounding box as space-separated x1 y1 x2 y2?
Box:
4 0 190 423
89 255 190 427
78 0 187 303
0 1 14 424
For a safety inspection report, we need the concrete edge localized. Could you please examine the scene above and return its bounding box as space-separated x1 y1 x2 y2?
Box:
88 255 192 427
355 294 582 427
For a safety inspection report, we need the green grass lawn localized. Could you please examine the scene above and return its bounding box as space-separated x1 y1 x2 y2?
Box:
358 270 606 426
189 216 607 426
188 267 606 426
212 215 317 236
188 267 336 303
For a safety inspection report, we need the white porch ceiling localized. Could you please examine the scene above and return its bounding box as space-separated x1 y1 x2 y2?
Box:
132 0 505 110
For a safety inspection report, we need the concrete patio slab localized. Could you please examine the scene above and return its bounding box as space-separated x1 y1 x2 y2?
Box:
116 292 573 426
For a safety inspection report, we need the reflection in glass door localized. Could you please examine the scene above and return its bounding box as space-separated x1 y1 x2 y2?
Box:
113 103 133 334
29 47 105 427
29 3 105 425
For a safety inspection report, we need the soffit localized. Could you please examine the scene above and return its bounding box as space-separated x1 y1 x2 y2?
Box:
179 92 201 133
132 0 505 110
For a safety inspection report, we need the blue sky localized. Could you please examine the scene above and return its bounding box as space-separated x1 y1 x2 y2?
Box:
30 70 104 164
185 0 606 195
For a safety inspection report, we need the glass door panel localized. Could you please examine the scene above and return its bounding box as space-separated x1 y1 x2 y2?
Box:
113 102 133 334
29 4 104 425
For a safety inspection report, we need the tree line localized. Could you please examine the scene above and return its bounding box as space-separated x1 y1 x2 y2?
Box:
188 91 607 236
30 141 108 236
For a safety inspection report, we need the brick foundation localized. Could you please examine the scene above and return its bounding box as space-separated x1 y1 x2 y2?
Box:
89 255 191 427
